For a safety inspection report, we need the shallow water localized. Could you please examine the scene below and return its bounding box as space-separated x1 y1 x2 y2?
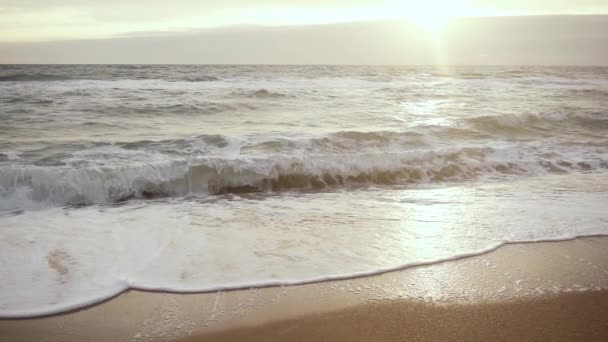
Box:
0 65 607 317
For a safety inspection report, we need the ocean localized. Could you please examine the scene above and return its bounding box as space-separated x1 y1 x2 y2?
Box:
0 65 607 318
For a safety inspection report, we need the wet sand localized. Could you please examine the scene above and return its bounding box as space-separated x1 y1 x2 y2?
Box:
1 236 608 342
186 290 608 342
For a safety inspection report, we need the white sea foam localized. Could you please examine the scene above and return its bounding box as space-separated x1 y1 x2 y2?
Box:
1 172 607 318
2 151 22 161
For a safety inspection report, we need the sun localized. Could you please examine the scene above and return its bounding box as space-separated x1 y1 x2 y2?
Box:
409 12 451 33
389 0 457 33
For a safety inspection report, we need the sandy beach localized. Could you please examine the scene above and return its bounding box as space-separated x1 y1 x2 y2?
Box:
2 236 607 342
190 291 608 342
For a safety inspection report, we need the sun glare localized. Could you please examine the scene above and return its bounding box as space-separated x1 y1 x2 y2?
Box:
409 12 450 33
389 0 458 33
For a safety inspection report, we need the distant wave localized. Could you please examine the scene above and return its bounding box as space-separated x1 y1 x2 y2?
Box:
2 97 54 105
252 89 286 98
1 146 606 209
466 112 608 133
78 102 238 115
173 75 220 82
0 73 221 83
566 88 608 99
230 89 289 99
430 71 488 79
0 74 71 82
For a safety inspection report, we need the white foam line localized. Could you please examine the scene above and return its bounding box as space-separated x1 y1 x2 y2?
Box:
130 233 608 293
2 233 607 319
0 283 129 320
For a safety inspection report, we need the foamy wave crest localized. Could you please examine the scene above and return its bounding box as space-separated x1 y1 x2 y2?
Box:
1 147 606 209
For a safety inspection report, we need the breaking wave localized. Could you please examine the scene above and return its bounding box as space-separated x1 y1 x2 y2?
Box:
1 146 606 209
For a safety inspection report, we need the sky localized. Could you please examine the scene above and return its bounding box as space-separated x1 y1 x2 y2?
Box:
2 0 608 42
1 1 608 65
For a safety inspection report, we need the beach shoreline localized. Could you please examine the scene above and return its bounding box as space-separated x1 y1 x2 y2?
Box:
2 236 608 341
185 290 608 342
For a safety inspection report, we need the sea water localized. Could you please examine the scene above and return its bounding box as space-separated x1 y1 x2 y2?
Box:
1 65 607 317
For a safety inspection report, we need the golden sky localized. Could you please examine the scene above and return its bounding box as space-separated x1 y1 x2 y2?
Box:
1 0 608 42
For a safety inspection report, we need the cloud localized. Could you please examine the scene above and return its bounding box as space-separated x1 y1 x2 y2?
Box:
0 0 389 42
1 16 607 65
2 1 608 42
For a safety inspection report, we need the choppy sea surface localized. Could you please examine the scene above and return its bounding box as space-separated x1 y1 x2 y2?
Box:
1 65 607 317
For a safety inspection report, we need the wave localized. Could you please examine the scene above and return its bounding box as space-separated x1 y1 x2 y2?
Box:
566 88 608 99
430 71 488 79
466 112 608 134
240 130 429 154
77 102 239 116
1 146 606 209
0 72 221 83
18 131 428 167
115 134 233 154
229 89 289 99
2 97 55 105
172 75 219 82
0 73 71 82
